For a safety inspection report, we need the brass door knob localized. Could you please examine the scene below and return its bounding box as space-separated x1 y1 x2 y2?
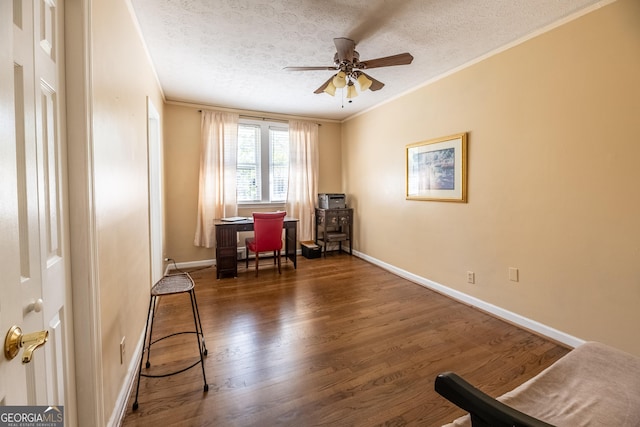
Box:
4 325 48 363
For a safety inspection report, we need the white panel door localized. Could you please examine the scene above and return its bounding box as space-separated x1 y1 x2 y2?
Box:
0 0 73 415
0 0 28 406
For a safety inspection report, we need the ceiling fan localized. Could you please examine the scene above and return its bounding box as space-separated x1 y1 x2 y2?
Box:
284 37 413 98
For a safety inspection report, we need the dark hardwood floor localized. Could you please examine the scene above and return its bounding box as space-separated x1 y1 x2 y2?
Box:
121 254 569 426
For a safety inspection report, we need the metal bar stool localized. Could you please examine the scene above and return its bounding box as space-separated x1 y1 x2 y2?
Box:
132 272 208 410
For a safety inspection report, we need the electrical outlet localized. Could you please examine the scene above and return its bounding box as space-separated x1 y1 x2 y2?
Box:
467 271 475 284
509 267 519 282
120 337 126 364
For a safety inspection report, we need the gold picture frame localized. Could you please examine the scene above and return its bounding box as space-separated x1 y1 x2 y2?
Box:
406 132 467 202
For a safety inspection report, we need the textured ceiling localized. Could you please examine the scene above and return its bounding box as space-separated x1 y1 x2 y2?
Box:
129 0 605 121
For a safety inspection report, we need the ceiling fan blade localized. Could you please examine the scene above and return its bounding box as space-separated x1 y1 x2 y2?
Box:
284 66 336 71
313 76 336 94
359 52 414 69
334 37 355 62
347 0 414 44
361 72 385 91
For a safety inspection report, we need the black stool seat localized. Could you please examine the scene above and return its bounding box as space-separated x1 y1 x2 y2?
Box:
132 273 208 411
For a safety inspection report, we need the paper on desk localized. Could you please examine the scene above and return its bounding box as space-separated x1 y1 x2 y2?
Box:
220 216 247 222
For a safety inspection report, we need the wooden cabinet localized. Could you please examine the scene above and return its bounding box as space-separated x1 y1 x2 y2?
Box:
315 208 353 256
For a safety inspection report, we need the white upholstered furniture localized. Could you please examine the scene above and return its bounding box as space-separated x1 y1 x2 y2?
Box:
436 342 640 427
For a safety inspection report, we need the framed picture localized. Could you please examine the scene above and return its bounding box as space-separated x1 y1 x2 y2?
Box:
406 132 467 202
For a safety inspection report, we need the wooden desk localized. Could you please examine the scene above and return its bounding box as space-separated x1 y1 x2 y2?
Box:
214 217 298 278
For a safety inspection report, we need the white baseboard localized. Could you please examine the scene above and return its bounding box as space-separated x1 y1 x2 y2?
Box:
164 249 304 275
353 249 585 349
165 258 215 275
108 327 147 426
113 248 582 425
165 249 582 348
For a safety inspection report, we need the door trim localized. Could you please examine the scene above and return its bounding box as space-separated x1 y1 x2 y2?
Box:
147 97 164 285
65 0 104 425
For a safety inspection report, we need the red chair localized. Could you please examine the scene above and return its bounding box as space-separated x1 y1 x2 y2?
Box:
245 211 287 276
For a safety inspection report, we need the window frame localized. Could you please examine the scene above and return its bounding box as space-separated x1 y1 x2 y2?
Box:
237 118 289 206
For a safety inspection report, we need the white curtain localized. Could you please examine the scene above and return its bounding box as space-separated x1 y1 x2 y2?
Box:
286 120 319 242
194 110 239 247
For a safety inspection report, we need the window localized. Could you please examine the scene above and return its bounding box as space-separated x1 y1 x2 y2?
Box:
237 120 289 203
237 125 261 202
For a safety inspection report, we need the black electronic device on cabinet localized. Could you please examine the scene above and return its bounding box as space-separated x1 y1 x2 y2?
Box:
317 193 346 209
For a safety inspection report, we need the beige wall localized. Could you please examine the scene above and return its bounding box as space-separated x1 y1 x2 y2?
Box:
164 103 342 262
342 0 640 356
83 1 639 422
91 0 164 420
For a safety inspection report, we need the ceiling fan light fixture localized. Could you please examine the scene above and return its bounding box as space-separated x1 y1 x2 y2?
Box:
287 37 412 101
346 81 358 99
332 71 347 88
323 80 337 96
356 72 372 91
